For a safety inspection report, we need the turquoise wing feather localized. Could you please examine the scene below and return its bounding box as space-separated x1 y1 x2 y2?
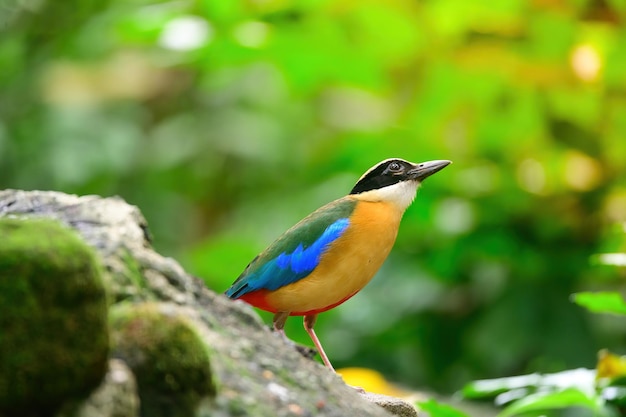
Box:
226 198 357 299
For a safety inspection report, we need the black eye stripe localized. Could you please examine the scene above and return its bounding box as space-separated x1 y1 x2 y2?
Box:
350 159 411 194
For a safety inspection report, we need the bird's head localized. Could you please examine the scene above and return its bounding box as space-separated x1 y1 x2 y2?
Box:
350 158 451 209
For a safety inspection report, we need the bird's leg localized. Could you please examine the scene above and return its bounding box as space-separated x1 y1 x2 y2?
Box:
272 311 290 337
303 316 365 392
303 314 335 372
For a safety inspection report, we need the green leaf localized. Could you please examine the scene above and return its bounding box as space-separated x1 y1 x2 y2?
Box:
417 399 470 417
572 292 626 316
497 388 599 417
462 369 597 401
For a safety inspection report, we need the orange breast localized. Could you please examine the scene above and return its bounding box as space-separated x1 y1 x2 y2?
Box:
262 199 404 315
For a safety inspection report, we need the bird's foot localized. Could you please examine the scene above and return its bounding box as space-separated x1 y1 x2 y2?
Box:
352 385 367 394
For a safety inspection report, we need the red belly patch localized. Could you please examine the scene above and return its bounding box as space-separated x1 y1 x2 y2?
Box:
238 290 357 316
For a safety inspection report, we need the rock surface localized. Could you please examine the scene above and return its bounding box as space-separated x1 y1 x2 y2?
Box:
361 393 419 417
0 190 417 417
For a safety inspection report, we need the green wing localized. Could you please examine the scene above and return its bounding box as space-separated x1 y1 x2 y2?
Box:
226 197 357 298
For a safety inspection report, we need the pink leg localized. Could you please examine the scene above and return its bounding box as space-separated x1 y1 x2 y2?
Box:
304 314 335 372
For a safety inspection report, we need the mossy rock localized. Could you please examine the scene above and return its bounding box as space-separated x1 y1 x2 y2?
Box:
0 218 109 416
109 302 216 417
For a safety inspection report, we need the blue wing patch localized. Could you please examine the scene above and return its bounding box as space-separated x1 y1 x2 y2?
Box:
275 218 349 275
226 218 350 298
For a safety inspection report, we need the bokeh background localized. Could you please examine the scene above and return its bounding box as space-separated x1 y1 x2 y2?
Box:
2 0 626 394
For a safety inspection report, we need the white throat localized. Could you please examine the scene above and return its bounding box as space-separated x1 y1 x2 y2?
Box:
355 180 420 211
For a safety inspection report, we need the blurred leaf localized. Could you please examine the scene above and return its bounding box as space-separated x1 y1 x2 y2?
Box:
592 253 626 267
597 350 626 381
417 399 470 417
463 374 541 399
337 367 411 397
572 292 626 316
498 388 600 417
462 369 596 401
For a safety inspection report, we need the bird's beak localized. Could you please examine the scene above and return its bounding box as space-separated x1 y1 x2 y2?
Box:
408 160 452 182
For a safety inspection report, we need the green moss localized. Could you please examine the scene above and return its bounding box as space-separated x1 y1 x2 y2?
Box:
120 250 145 290
105 248 149 303
109 302 215 417
0 218 109 416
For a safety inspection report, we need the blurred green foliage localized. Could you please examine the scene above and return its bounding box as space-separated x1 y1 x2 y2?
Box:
2 0 626 394
461 283 626 417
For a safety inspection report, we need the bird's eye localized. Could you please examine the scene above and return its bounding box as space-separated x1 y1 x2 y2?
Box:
388 162 402 172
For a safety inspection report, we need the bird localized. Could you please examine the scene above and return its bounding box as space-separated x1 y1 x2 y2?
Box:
225 158 451 371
